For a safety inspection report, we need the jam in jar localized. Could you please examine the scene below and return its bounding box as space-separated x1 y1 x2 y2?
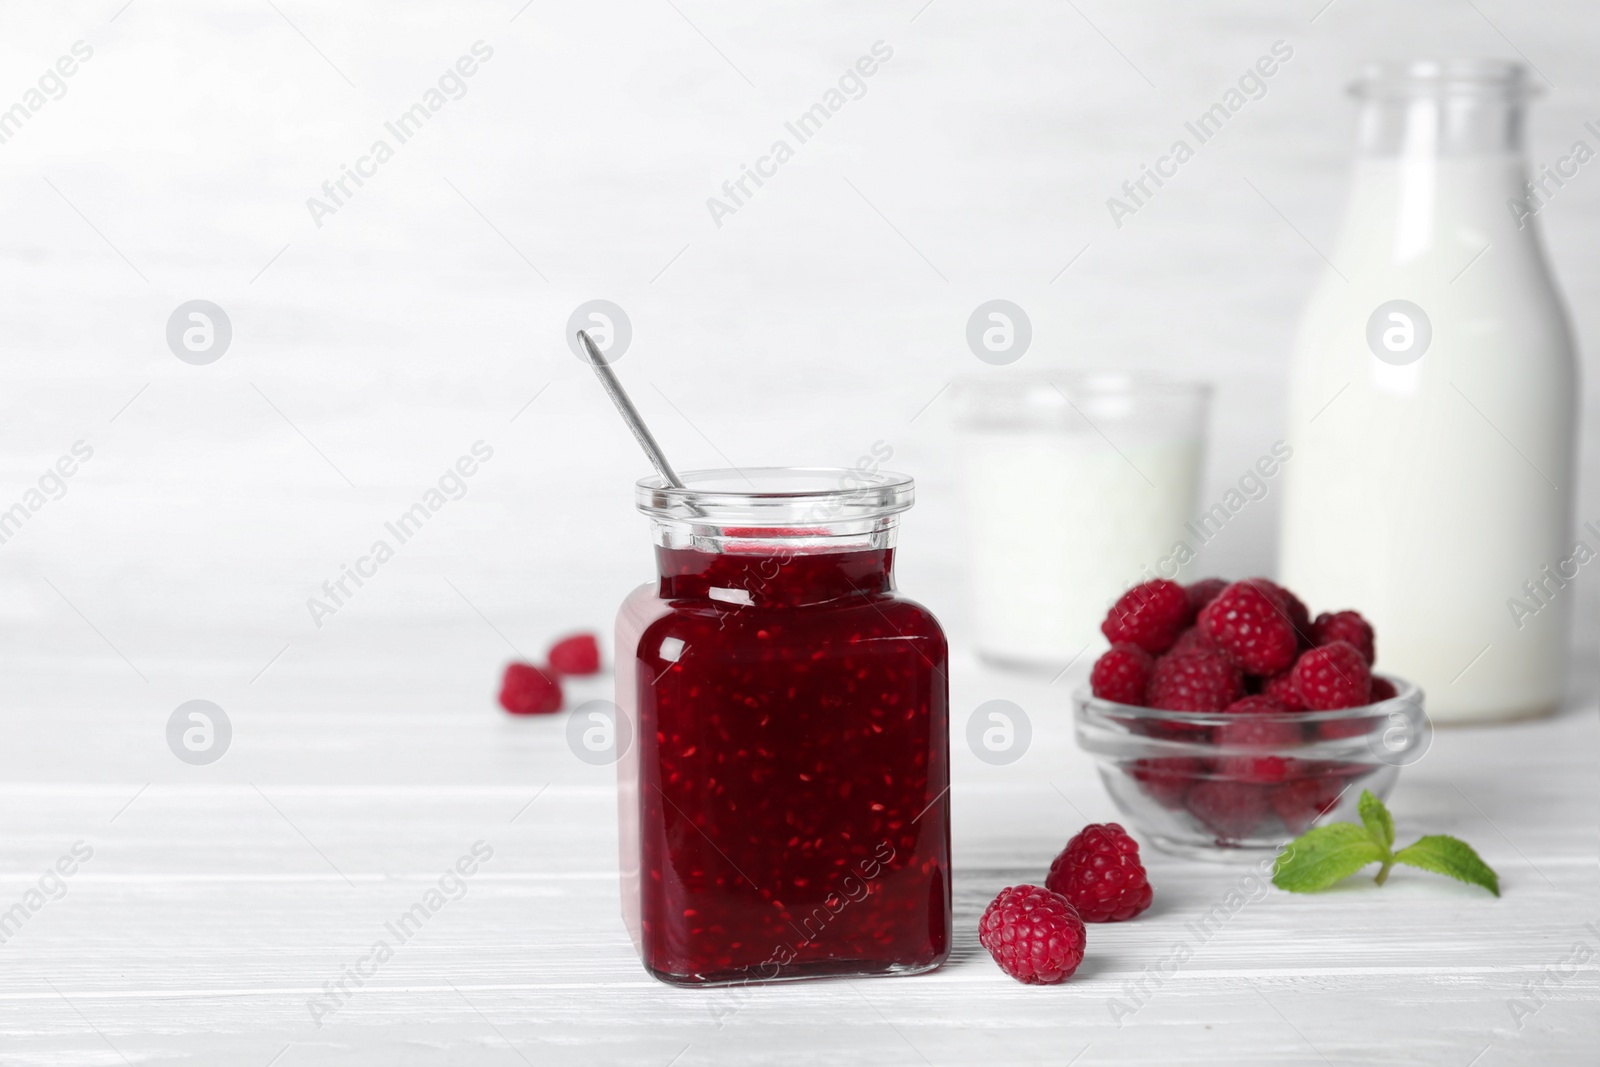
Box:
615 467 950 985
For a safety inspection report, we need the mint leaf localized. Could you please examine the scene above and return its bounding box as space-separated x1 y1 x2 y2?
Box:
1394 835 1501 897
1358 790 1394 850
1272 822 1386 893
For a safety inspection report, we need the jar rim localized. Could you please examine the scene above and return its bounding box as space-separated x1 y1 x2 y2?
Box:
1348 59 1535 99
636 466 914 524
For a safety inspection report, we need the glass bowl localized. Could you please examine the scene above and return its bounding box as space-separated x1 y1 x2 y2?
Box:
1074 676 1428 861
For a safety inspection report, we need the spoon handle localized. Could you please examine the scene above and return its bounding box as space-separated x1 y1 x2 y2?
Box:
577 330 686 489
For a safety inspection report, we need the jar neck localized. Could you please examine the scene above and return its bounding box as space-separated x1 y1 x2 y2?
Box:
655 541 895 607
636 467 914 606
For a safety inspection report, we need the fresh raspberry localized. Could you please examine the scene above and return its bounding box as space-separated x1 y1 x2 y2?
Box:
1260 668 1307 710
1090 644 1153 706
1312 611 1375 665
1271 774 1349 833
1223 694 1291 715
977 885 1087 984
1168 625 1219 656
1261 580 1315 648
1291 641 1371 710
498 662 563 714
1315 672 1392 740
1101 579 1190 654
548 633 601 675
1183 578 1229 618
1128 757 1205 808
1215 696 1301 783
1186 780 1268 840
1197 580 1299 675
1045 823 1153 922
1146 647 1244 713
1316 714 1374 741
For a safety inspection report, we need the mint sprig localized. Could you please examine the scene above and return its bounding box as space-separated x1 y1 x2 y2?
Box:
1272 790 1499 896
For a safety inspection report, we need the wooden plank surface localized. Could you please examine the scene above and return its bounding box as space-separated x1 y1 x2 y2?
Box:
2 637 1595 1065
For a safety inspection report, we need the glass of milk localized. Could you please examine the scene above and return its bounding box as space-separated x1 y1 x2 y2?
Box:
954 374 1210 672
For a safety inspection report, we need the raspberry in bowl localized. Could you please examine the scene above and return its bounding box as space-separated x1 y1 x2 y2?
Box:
1073 579 1430 859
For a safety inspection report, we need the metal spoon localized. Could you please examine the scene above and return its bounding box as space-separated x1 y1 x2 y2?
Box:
577 329 686 489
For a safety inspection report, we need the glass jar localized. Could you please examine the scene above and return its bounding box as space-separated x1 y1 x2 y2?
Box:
614 467 951 986
1280 61 1579 723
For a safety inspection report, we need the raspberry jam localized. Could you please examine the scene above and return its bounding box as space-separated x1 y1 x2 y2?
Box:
616 468 951 986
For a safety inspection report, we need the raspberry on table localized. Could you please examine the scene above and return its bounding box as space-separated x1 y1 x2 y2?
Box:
1183 578 1229 618
499 662 563 715
1270 774 1348 834
1101 579 1191 654
978 885 1088 984
1091 644 1154 706
1197 579 1300 675
1045 822 1154 922
548 633 602 675
1146 646 1245 713
1292 641 1371 710
1129 757 1205 809
1186 779 1268 841
1312 610 1375 665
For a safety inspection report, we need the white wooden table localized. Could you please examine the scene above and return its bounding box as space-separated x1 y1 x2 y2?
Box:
3 628 1595 1066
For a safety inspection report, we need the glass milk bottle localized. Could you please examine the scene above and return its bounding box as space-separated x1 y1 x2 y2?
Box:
1281 61 1579 723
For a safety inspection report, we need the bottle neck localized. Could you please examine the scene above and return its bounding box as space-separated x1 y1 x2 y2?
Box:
1354 94 1525 159
1337 93 1538 265
655 543 895 607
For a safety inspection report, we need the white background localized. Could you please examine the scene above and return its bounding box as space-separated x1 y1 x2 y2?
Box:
0 2 1596 1064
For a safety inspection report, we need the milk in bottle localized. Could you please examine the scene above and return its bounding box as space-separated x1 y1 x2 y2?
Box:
1281 61 1579 723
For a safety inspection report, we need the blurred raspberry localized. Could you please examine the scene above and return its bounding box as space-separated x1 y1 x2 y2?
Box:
499 662 563 715
1271 775 1349 834
1315 674 1393 740
1260 668 1307 710
1186 780 1268 840
1265 581 1316 648
1215 697 1301 784
1198 580 1299 675
1223 694 1292 715
1101 579 1190 654
1317 716 1375 741
1045 823 1153 923
1128 757 1205 809
1168 625 1220 656
1292 641 1371 710
548 633 602 675
1091 644 1154 706
1312 611 1375 665
978 885 1087 984
1183 578 1229 618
